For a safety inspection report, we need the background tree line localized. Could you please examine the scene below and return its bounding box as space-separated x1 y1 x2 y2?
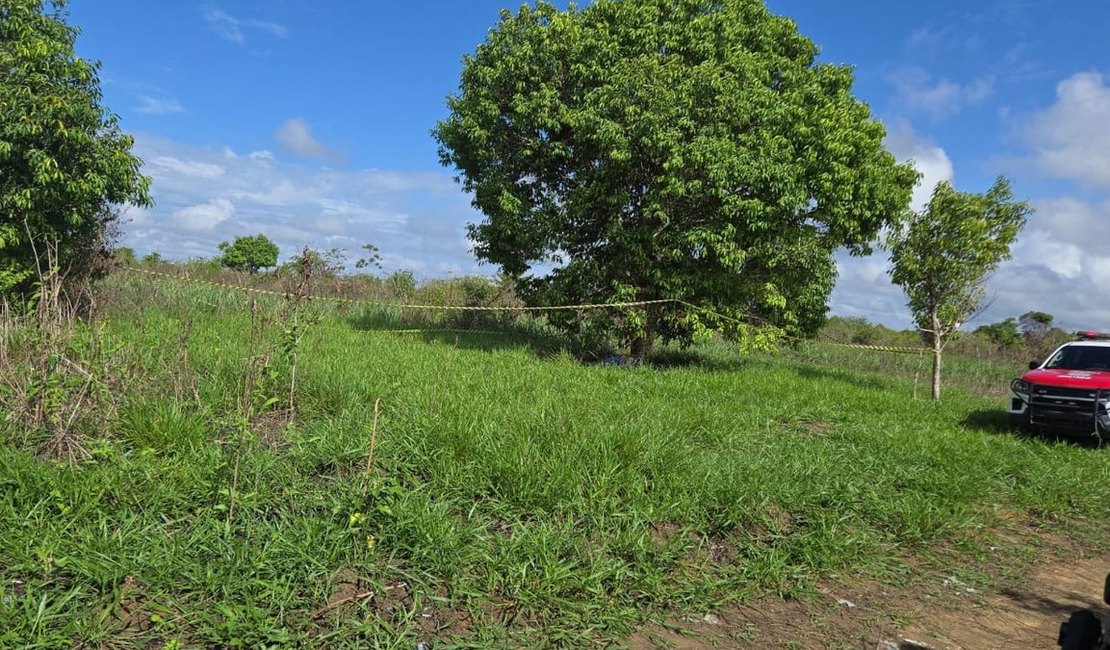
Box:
822 312 1071 361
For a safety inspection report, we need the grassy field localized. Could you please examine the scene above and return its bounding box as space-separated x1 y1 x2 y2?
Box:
0 271 1107 648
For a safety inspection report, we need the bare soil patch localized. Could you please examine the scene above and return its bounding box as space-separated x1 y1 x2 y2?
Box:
629 554 1109 649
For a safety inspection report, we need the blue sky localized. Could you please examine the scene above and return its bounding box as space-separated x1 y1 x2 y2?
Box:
66 0 1110 330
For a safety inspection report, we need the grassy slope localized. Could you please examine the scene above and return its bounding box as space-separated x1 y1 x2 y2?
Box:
1 277 1108 648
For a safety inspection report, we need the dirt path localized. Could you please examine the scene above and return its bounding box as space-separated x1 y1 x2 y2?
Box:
629 556 1109 649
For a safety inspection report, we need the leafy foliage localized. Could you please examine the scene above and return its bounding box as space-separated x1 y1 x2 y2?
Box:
434 0 917 354
821 316 906 346
384 269 417 297
889 177 1031 398
280 246 345 279
354 243 382 271
974 317 1021 348
218 234 279 274
0 0 151 296
1018 310 1053 343
111 246 137 266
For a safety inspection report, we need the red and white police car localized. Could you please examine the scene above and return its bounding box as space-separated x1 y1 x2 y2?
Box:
1009 332 1110 436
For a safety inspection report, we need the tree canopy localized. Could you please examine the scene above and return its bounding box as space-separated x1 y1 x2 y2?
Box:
0 0 151 296
889 177 1031 399
355 243 382 271
434 0 918 354
218 234 279 274
973 317 1021 348
1018 310 1053 341
280 246 345 279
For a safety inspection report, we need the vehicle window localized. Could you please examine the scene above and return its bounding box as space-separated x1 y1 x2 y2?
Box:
1045 346 1110 371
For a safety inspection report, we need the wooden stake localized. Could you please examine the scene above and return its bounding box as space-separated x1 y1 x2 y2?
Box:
361 399 381 499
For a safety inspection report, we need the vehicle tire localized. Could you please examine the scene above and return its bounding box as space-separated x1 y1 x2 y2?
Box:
1058 609 1102 650
1009 410 1032 433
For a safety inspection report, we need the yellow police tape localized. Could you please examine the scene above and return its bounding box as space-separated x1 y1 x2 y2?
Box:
367 329 506 336
821 342 924 354
122 266 926 354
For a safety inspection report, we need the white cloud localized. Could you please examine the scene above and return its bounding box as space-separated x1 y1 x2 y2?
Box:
1017 197 1104 251
829 252 912 327
975 195 1110 330
945 71 1110 330
1013 233 1083 279
357 169 457 193
120 134 482 276
884 121 955 212
171 198 235 232
249 21 289 38
204 7 288 44
231 180 302 206
1026 71 1110 189
318 198 405 228
906 26 947 53
149 156 225 180
1087 257 1110 287
313 216 349 236
119 204 151 228
274 118 342 163
136 96 184 116
903 24 984 59
888 67 994 119
964 76 994 103
204 8 245 43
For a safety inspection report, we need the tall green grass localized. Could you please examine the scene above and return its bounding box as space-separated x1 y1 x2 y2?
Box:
0 274 1106 647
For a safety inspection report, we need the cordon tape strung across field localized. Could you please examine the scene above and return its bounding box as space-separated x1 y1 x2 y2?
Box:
122 266 925 354
824 343 924 354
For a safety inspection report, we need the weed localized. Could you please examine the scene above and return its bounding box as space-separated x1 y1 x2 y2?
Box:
117 400 209 454
0 242 121 461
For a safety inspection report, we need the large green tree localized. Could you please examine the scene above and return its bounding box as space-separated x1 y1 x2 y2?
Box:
434 0 917 355
0 0 151 296
889 178 1031 400
218 234 279 274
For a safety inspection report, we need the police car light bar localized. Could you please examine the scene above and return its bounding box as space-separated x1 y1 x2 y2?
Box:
1076 331 1110 340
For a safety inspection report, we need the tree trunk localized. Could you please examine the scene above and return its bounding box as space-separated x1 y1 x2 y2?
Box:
629 306 657 361
930 311 943 400
931 344 942 400
629 329 655 360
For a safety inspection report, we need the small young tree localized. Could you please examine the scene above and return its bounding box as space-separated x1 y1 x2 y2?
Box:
355 243 382 271
218 234 279 274
889 177 1031 399
282 247 345 279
